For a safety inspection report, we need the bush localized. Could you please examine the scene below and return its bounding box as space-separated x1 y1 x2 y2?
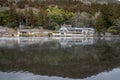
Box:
48 22 59 30
107 26 120 35
48 33 52 37
7 22 18 28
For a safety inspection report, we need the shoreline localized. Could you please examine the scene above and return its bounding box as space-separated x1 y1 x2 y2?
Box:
0 36 119 39
0 27 120 38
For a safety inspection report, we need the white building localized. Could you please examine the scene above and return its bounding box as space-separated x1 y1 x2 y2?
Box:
53 25 95 37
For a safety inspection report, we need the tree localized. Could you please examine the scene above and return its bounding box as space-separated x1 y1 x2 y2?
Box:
47 6 74 30
72 11 91 27
47 6 64 29
7 6 18 28
24 8 37 27
40 9 48 29
0 11 9 26
107 18 120 34
35 11 43 27
28 9 37 27
94 14 107 36
100 4 113 29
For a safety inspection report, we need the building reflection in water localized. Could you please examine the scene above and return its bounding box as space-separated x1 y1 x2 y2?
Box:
57 37 95 47
0 37 96 48
0 37 51 47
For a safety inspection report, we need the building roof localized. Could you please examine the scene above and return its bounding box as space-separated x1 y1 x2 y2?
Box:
18 29 40 32
60 25 94 31
67 27 94 30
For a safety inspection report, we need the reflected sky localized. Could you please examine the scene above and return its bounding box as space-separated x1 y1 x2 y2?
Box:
0 68 120 80
85 68 120 80
0 71 78 80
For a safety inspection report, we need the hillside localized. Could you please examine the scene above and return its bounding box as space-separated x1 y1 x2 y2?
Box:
0 0 120 34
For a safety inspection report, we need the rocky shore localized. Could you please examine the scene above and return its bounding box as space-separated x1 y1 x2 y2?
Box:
0 26 17 37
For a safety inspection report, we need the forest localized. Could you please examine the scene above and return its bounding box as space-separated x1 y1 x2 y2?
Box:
0 0 120 34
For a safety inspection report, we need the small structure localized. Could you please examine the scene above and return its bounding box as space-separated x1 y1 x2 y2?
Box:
18 29 40 37
53 24 95 37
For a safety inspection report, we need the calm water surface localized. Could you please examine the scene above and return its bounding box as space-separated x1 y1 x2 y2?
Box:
0 37 120 80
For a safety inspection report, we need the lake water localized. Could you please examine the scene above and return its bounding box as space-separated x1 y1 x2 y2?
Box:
0 37 120 80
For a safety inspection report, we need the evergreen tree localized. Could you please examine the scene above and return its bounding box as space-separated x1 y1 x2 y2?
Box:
94 14 107 36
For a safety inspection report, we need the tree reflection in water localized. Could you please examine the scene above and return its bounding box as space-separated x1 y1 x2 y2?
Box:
0 37 120 79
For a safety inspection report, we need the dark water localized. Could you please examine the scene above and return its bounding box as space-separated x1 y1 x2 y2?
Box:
0 37 120 80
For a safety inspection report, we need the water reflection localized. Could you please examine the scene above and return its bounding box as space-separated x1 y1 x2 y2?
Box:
58 37 95 47
0 37 120 80
0 37 51 47
0 37 96 47
85 68 120 80
0 71 78 80
0 37 116 48
0 68 120 80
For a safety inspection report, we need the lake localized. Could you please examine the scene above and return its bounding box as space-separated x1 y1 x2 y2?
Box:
0 37 120 80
